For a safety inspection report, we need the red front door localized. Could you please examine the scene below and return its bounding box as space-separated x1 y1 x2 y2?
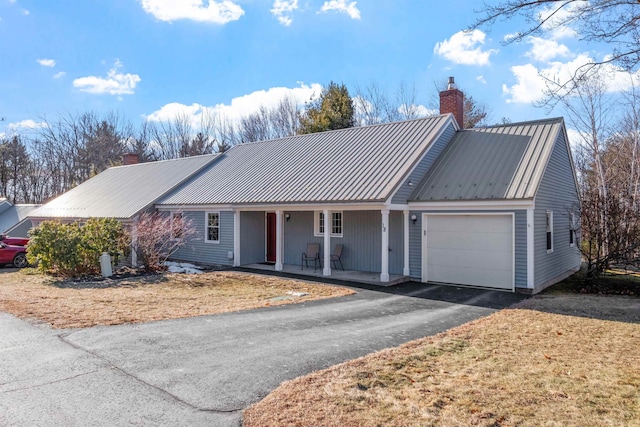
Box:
266 213 276 263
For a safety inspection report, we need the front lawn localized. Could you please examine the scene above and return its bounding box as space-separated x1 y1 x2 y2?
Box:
0 269 353 328
244 288 640 426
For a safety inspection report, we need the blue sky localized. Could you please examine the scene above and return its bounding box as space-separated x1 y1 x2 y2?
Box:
1 0 638 137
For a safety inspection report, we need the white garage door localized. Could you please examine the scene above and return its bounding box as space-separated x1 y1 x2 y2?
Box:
422 214 514 290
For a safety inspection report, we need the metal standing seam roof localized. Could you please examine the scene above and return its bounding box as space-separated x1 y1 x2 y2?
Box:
0 204 40 233
159 115 453 206
410 117 564 202
30 154 220 219
0 198 11 214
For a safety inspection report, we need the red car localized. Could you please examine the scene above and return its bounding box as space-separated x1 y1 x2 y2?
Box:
0 234 29 246
0 242 28 268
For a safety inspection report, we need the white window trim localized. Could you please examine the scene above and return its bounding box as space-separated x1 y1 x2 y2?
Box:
314 211 343 238
170 212 183 241
205 211 221 244
546 210 554 253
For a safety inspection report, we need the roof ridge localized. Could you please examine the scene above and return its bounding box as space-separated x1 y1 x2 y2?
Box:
228 114 451 149
472 117 563 130
112 153 220 169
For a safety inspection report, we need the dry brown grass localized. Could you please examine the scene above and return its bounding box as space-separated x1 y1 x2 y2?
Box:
0 269 353 329
244 296 640 427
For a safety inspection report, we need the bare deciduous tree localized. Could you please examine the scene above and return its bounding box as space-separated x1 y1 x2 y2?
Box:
566 71 640 276
472 0 640 98
133 211 197 271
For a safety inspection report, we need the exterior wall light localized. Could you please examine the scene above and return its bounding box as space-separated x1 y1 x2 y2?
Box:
410 214 417 224
285 213 291 222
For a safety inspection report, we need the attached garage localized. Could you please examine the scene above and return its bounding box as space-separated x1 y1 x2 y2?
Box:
421 214 514 290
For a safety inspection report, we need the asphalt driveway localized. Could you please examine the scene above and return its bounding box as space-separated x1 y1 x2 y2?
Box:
0 280 525 426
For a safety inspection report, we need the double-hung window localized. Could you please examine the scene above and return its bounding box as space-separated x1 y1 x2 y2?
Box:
171 212 183 240
546 211 553 253
569 212 576 247
315 211 343 237
206 212 220 243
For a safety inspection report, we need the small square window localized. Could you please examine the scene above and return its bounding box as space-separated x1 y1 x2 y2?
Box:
315 211 343 237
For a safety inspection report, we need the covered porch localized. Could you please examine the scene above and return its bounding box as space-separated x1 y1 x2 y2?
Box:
242 262 409 286
233 206 414 283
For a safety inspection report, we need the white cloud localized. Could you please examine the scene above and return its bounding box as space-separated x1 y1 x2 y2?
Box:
597 59 640 93
146 102 203 122
145 83 323 127
434 30 498 66
538 1 583 39
502 63 547 104
503 32 520 43
21 8 29 15
319 0 360 20
139 0 244 24
271 0 298 26
503 55 594 103
7 119 46 133
37 58 56 67
476 75 487 84
526 37 570 62
73 60 140 95
53 71 66 79
400 104 437 118
502 54 640 104
565 127 585 152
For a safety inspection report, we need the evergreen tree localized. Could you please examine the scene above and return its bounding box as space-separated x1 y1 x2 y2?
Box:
299 82 355 134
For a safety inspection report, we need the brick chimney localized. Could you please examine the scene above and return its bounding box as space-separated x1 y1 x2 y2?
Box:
439 76 464 128
122 153 139 166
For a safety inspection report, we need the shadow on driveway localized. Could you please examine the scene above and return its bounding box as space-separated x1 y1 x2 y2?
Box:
234 267 528 310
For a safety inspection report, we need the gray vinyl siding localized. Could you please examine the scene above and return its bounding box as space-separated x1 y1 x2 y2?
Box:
7 220 33 238
393 123 456 204
283 210 403 275
409 210 528 289
240 211 266 265
170 211 235 266
408 211 423 280
534 131 581 288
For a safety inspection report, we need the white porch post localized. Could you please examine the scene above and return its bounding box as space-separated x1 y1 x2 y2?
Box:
131 216 138 267
403 209 410 276
323 209 331 276
275 210 283 271
527 208 535 289
381 209 390 282
233 210 240 267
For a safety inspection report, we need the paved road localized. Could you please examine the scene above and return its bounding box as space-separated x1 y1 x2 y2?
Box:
0 281 525 426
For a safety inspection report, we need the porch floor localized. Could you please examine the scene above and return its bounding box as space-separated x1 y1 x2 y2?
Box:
242 263 410 287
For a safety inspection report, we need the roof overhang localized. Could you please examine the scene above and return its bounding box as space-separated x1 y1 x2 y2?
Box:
156 201 395 212
408 199 535 211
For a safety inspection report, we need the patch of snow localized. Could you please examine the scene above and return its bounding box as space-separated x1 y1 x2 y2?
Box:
287 291 309 297
164 261 203 274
